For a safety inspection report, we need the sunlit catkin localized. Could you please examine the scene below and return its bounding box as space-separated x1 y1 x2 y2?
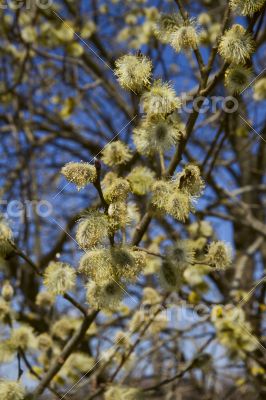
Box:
115 54 152 93
1 281 14 302
155 13 182 43
230 0 266 16
76 210 109 248
170 22 198 52
35 291 55 308
170 240 195 267
101 140 132 166
141 80 181 118
43 261 76 295
175 164 204 197
37 333 53 351
225 66 252 94
166 190 192 222
207 241 232 270
108 202 129 230
133 113 182 155
0 380 25 400
127 166 155 195
10 325 36 350
86 280 124 311
150 180 172 212
218 24 255 65
79 248 115 282
104 385 142 400
61 162 97 190
253 77 266 101
103 178 130 204
0 216 13 257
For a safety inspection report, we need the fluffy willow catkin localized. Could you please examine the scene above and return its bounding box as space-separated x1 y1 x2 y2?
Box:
159 259 183 291
76 210 109 248
151 180 192 221
230 0 266 16
1 281 14 302
188 220 213 238
104 385 143 400
0 298 11 324
101 140 132 166
115 54 152 93
175 164 205 197
170 22 198 52
155 13 183 43
133 113 182 155
253 78 266 101
37 333 53 351
207 241 232 270
79 246 145 283
108 202 129 230
224 66 253 94
141 79 181 119
0 216 13 257
169 240 195 267
166 190 192 222
61 161 97 190
86 280 124 311
103 178 130 204
0 380 25 400
10 325 36 351
218 24 255 65
127 166 155 195
43 261 76 295
35 291 54 308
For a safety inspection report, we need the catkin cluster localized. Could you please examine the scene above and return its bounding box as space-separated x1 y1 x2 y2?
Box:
151 164 204 221
155 13 198 53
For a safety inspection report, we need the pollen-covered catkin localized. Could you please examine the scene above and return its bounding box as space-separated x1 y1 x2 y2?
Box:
127 166 155 195
253 78 266 101
108 202 129 230
141 80 181 119
36 291 55 308
10 325 36 350
115 54 152 92
79 248 115 282
133 113 182 155
43 261 76 295
103 178 130 204
170 240 195 267
155 13 183 43
225 66 252 94
1 281 14 302
150 180 173 212
170 23 198 52
0 380 25 400
0 216 13 257
175 164 204 197
76 210 109 248
37 333 53 351
61 162 97 189
166 190 192 222
218 24 255 65
159 259 182 291
0 298 11 324
104 385 142 400
207 241 232 270
86 280 124 311
230 0 266 16
101 140 132 166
